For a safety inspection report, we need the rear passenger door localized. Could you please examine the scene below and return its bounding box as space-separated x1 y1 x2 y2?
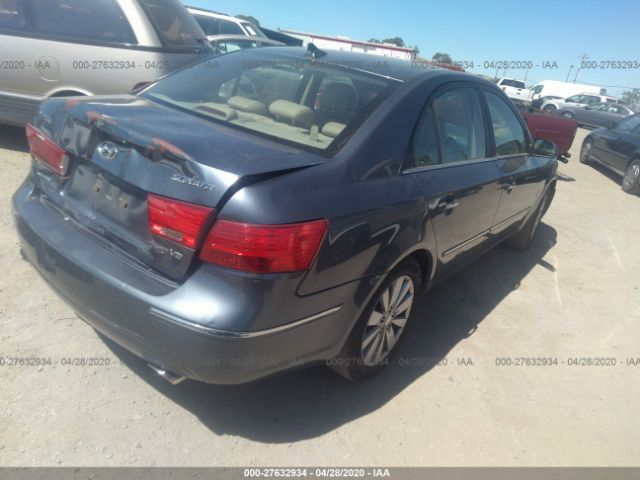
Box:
407 84 503 279
483 90 547 234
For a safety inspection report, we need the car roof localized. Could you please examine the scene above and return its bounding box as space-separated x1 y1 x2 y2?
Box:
245 46 475 82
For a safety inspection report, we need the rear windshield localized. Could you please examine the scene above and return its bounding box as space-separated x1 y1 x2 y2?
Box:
138 0 208 50
501 79 525 89
143 51 397 152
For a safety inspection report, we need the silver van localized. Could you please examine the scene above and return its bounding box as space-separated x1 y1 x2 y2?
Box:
0 0 212 126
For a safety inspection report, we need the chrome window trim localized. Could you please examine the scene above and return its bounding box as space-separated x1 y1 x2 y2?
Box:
402 155 497 175
148 305 343 340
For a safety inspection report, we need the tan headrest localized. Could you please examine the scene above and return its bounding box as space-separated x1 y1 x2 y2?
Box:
228 96 268 116
269 100 314 129
322 122 346 138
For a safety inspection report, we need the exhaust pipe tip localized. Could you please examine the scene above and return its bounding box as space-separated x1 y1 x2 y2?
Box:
147 363 187 385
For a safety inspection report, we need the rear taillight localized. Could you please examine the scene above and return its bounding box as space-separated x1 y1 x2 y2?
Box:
200 219 328 273
148 194 213 249
25 124 70 176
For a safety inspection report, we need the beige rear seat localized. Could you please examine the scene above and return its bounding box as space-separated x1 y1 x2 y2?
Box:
269 100 314 129
322 122 346 138
228 96 269 116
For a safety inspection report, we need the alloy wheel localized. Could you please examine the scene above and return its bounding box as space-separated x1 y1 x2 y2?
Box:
361 275 415 366
623 162 640 191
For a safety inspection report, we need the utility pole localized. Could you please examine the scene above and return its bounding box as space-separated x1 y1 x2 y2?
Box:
566 65 574 82
574 54 588 83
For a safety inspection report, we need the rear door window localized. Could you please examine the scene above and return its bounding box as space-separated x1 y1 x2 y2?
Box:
435 88 486 164
410 87 487 167
485 92 528 156
194 14 219 36
30 0 137 44
219 19 243 35
0 0 27 30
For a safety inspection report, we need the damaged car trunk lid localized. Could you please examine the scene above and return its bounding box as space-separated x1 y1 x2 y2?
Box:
29 96 323 281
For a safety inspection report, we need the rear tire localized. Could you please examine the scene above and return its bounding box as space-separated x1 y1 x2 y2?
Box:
580 138 593 164
330 259 421 382
622 159 640 195
561 111 575 119
505 190 551 251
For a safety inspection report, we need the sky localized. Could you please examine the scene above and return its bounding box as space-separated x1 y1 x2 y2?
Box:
187 0 640 97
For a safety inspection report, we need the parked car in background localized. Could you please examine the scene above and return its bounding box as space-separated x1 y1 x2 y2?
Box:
530 95 563 111
187 6 265 38
0 0 212 127
529 80 604 103
495 78 530 105
580 114 640 194
541 93 620 115
558 103 635 128
13 46 561 385
208 34 284 55
521 112 578 160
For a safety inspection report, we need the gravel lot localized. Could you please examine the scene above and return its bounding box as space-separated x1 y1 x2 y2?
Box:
1 125 639 467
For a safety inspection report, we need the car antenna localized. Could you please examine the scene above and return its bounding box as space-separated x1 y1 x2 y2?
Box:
306 43 327 59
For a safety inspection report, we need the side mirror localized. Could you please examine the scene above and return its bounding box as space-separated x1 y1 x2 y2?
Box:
584 106 591 110
532 138 559 159
606 120 618 129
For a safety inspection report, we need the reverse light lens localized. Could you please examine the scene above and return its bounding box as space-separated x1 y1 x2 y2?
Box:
26 124 69 176
148 194 214 249
200 219 328 273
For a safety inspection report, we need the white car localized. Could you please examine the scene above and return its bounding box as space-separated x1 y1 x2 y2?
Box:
495 78 531 105
541 93 623 114
187 7 266 38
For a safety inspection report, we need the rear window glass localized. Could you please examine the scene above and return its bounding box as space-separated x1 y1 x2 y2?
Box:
501 79 525 89
0 0 26 30
31 0 136 44
144 52 397 153
139 0 207 49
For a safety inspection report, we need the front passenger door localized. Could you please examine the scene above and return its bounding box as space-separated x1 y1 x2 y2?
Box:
484 91 547 234
407 85 503 280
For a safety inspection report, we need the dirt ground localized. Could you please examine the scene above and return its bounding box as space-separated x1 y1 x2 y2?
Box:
1 125 639 467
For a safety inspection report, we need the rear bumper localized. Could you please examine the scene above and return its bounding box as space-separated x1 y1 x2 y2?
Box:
12 179 358 384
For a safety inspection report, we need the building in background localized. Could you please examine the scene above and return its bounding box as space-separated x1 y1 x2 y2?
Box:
279 29 417 61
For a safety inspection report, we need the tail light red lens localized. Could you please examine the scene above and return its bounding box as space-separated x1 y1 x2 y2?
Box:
25 124 69 176
200 219 328 273
148 194 213 249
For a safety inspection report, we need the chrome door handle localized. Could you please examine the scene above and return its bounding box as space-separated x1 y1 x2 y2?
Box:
503 182 514 193
438 199 459 210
